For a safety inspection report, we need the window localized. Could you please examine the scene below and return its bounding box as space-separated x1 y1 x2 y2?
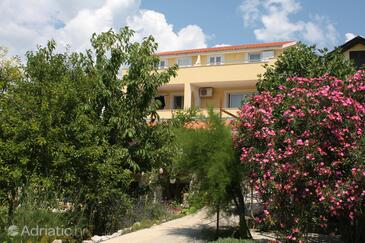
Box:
350 51 365 70
228 93 244 108
248 53 262 62
248 51 273 62
262 50 275 60
227 92 255 108
209 55 223 65
177 57 192 67
173 96 184 109
158 60 167 69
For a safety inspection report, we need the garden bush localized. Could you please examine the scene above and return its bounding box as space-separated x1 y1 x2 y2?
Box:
234 71 365 242
175 110 251 238
210 238 254 243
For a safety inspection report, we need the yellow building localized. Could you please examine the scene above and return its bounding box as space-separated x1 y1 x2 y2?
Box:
339 35 365 70
154 41 296 119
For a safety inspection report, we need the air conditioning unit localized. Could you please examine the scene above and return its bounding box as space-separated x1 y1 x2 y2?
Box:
199 87 213 97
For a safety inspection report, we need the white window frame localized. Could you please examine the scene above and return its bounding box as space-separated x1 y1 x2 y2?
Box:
262 50 275 60
208 55 224 65
170 93 184 109
248 52 262 63
176 57 192 67
159 59 168 69
224 91 256 108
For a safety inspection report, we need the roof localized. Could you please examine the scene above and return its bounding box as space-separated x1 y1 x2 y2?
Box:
157 41 296 56
339 36 365 52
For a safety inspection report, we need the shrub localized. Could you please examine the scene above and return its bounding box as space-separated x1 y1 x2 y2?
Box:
234 71 365 242
0 183 84 242
211 238 254 243
175 110 251 238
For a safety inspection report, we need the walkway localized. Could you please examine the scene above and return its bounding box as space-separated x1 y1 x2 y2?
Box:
105 209 275 243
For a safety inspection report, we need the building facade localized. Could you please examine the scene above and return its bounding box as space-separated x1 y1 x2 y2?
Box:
155 41 296 119
339 35 365 70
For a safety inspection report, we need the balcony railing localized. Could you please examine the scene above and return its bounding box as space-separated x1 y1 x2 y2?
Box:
155 108 240 120
158 58 271 69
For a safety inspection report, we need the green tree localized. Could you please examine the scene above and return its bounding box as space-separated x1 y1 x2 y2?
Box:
257 42 355 92
0 47 21 95
0 27 178 235
175 111 251 239
0 47 26 226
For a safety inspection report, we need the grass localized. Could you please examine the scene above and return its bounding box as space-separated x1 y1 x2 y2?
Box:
211 238 255 243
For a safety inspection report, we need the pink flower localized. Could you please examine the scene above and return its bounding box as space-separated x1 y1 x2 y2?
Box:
349 211 355 221
292 228 300 233
234 70 365 237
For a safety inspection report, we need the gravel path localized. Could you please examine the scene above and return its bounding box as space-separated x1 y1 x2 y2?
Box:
104 207 344 243
105 210 215 243
104 209 275 243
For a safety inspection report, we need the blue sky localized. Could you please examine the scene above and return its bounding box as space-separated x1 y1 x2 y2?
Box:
141 0 364 47
0 0 364 57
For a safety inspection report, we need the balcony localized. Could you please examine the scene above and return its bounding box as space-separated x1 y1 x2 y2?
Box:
155 59 267 119
160 59 273 85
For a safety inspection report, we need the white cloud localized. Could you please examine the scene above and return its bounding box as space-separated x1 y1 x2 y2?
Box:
213 44 231 47
345 33 357 42
0 0 207 57
240 0 338 48
239 0 262 27
127 10 206 51
57 0 142 51
301 15 338 48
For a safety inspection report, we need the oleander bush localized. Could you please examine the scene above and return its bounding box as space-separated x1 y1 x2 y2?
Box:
234 71 365 242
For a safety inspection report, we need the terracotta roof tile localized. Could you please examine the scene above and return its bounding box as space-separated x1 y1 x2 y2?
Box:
183 119 235 129
157 41 295 56
184 121 208 129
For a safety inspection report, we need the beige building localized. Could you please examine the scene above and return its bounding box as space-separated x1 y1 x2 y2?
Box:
339 35 365 70
155 41 296 119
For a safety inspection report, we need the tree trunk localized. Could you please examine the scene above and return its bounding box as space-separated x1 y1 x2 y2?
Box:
250 185 255 229
216 205 220 238
235 186 252 239
7 189 16 226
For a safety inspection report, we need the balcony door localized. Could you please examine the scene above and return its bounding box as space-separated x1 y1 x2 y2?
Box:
226 91 255 108
171 95 184 109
